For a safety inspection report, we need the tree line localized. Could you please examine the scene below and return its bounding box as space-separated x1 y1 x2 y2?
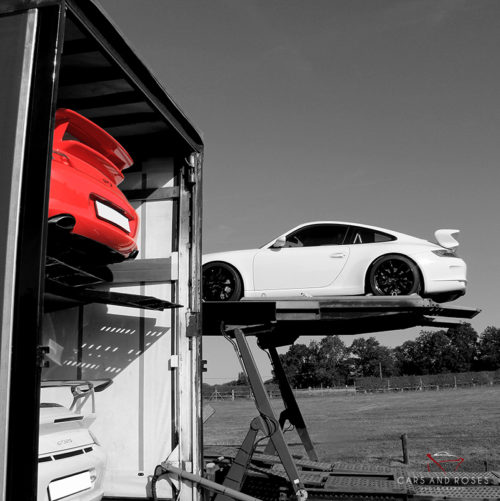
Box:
276 324 500 388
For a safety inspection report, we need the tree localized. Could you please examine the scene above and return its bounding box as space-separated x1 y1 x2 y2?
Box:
278 336 350 388
279 343 316 388
235 371 248 385
349 337 396 377
444 323 478 372
394 323 479 375
394 340 422 375
412 330 453 374
477 326 500 370
313 336 350 386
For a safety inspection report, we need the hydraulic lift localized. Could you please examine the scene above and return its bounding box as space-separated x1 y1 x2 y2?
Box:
198 296 492 501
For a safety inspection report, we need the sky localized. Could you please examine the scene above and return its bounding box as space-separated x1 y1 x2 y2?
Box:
99 0 500 383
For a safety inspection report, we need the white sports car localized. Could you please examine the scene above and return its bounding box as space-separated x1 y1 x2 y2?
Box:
202 221 467 303
38 380 110 501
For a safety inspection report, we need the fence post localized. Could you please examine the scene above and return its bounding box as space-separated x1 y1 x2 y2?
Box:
401 433 409 464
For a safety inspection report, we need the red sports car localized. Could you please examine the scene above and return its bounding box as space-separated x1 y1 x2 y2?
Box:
48 109 139 266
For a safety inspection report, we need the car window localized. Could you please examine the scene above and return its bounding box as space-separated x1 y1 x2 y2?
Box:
347 226 396 244
285 224 349 247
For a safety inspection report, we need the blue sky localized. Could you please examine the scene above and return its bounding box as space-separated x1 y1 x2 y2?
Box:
100 0 500 383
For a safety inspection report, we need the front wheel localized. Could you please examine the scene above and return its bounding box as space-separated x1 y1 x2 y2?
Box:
368 255 421 296
202 262 243 301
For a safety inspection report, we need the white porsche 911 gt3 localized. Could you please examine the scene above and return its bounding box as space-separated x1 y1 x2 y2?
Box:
38 380 110 501
202 221 467 303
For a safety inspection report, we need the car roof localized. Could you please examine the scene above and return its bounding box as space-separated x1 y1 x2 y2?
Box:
284 221 398 235
260 221 424 248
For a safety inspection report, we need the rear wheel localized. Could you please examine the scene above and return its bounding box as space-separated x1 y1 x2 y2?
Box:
202 262 243 301
368 255 421 296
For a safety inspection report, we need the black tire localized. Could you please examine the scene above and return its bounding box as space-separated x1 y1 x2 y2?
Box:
368 255 421 296
202 262 243 301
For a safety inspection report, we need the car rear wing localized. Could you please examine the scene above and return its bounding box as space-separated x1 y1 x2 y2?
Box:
41 379 113 413
41 379 113 392
53 108 133 184
434 229 460 250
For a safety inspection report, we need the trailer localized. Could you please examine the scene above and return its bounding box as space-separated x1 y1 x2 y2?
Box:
0 2 202 500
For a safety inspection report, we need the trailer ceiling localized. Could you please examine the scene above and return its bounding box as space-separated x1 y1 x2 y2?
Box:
57 1 203 162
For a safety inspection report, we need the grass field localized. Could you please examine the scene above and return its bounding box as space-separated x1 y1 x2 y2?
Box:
204 386 500 471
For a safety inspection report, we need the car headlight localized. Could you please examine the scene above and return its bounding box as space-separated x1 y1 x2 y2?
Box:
432 249 457 257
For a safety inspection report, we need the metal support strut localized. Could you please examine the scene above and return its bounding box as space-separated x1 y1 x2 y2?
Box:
263 345 318 462
215 327 308 501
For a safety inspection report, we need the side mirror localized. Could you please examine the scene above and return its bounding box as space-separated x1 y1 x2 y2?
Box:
272 235 286 248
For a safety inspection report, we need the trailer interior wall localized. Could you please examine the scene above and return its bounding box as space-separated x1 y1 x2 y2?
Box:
43 157 183 499
0 2 203 500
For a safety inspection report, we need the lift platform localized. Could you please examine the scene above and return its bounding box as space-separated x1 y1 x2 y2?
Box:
202 296 480 346
199 297 488 501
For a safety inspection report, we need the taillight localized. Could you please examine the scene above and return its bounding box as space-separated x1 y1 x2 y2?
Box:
432 249 457 257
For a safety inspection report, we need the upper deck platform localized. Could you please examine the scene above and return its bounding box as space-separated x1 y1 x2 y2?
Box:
202 296 480 347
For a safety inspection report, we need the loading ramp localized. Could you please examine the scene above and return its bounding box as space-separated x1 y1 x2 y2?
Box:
197 297 495 501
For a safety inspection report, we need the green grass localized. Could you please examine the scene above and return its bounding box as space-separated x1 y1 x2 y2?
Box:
204 386 500 471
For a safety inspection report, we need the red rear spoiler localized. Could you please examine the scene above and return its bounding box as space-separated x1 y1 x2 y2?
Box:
53 108 133 172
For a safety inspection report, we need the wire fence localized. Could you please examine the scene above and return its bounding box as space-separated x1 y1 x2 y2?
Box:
203 387 354 401
203 371 500 401
354 370 500 393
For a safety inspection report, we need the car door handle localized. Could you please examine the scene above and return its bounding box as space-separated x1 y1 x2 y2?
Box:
330 252 346 258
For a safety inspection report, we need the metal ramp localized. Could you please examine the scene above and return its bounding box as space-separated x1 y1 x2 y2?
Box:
205 449 500 500
201 297 487 501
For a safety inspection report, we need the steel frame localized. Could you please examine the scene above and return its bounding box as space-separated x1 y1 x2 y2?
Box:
215 326 308 501
207 298 481 501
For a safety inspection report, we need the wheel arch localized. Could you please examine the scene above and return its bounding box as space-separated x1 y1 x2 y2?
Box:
364 253 425 295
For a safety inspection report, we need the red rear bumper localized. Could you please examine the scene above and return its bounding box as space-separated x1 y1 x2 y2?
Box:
49 155 138 259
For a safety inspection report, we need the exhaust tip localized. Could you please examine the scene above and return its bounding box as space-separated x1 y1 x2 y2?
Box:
48 214 76 231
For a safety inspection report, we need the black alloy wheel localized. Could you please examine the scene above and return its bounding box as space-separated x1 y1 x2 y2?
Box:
369 255 421 296
202 262 243 301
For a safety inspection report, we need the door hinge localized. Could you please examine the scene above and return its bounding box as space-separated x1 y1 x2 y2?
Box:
184 154 198 186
